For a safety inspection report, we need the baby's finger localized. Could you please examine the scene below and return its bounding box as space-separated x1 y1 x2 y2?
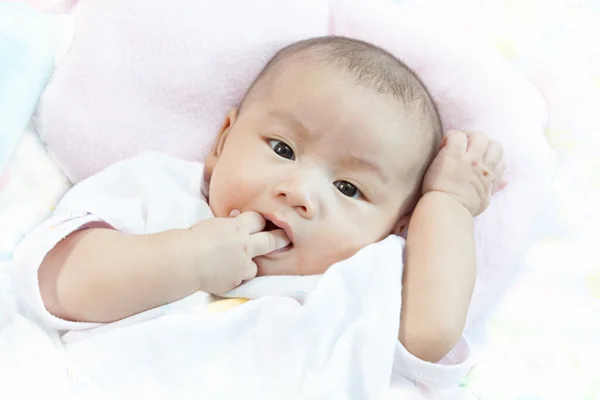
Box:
492 161 507 194
482 141 503 170
466 132 490 160
235 211 266 234
443 130 468 155
248 229 291 258
229 209 241 218
497 159 506 175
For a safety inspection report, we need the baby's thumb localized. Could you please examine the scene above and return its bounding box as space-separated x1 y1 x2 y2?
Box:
229 209 241 218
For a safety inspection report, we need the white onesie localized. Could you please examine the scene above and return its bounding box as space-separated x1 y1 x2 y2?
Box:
11 152 474 398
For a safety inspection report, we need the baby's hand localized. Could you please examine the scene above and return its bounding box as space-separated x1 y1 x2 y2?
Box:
184 211 290 294
422 130 506 216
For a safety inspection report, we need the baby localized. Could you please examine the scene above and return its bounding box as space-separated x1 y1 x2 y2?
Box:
21 37 504 370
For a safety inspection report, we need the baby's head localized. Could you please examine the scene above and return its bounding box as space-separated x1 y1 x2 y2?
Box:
204 36 442 276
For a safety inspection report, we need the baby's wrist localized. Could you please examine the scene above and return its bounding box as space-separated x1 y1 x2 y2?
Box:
152 229 204 287
419 191 473 217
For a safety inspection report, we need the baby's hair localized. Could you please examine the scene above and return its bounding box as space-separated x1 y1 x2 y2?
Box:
240 35 443 143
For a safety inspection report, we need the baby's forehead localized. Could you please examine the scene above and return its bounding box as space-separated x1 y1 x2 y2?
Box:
262 96 429 171
255 62 430 145
242 36 441 140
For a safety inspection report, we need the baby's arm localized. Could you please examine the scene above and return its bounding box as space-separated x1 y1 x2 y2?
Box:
39 227 196 323
39 211 288 324
400 192 475 362
399 131 505 362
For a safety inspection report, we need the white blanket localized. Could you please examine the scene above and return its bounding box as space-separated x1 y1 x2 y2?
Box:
72 237 404 399
1 237 408 399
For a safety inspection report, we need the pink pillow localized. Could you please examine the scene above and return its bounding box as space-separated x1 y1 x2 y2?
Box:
35 0 555 331
37 0 329 181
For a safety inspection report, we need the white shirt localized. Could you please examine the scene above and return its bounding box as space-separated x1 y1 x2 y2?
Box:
11 152 473 394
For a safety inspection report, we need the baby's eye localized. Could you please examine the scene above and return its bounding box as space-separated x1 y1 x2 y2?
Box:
268 139 295 160
334 180 363 199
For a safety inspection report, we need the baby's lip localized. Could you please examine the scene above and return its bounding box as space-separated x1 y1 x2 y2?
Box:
263 213 295 244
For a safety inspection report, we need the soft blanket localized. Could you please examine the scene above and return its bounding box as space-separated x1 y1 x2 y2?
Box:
2 234 417 399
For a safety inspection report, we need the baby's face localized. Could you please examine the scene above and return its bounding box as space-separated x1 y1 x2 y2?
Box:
206 64 425 276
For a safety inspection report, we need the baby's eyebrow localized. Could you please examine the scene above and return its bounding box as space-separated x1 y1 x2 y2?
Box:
269 110 310 136
339 156 388 183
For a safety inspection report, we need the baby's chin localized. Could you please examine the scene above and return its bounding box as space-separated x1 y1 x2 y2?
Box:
254 252 330 277
254 254 296 277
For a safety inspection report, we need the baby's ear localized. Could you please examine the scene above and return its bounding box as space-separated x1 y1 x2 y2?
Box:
201 167 211 199
392 215 411 237
211 108 238 158
203 108 238 197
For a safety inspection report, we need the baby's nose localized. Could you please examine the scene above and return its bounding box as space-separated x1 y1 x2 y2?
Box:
273 181 318 220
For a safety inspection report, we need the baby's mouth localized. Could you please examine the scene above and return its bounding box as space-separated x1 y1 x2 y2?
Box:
264 220 279 232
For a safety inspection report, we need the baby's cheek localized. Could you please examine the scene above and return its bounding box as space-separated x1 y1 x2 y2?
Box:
320 236 364 266
209 176 246 217
296 237 366 275
302 216 381 272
